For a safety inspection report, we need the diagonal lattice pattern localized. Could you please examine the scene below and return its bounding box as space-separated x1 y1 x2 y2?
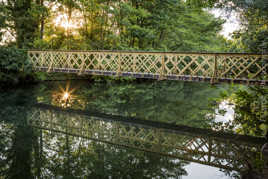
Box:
164 54 215 77
28 107 264 172
217 54 267 79
28 51 267 82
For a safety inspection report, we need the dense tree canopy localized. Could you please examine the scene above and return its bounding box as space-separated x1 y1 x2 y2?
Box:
0 0 267 52
187 0 268 53
0 0 230 52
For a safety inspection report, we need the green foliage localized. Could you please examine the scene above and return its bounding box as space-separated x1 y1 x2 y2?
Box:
0 47 29 84
28 0 229 52
0 47 46 86
47 80 226 128
232 86 268 136
0 83 191 178
189 0 268 53
0 5 8 42
0 80 266 179
1 0 267 52
224 0 268 53
218 85 268 137
0 0 46 48
0 47 28 70
231 11 268 53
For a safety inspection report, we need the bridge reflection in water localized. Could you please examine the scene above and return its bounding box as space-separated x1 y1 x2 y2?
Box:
28 103 265 173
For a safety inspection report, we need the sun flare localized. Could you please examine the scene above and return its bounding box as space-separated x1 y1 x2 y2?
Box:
59 82 75 100
62 92 70 100
54 13 83 30
54 14 72 29
51 82 78 108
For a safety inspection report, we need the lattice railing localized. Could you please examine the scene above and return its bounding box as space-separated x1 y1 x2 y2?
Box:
28 106 264 172
28 50 267 83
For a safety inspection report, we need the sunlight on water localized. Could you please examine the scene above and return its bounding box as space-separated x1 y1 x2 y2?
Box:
0 81 266 179
62 92 70 100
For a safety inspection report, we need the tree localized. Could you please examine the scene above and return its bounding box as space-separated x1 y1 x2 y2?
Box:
30 0 228 51
0 0 46 48
218 86 268 136
187 0 268 53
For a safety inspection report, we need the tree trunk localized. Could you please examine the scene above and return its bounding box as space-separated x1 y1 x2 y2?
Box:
40 0 44 40
12 0 39 48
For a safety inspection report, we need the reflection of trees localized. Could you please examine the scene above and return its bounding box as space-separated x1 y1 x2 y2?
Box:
32 107 189 178
0 106 36 179
31 105 264 171
0 107 188 178
232 86 268 137
0 81 266 178
0 89 42 179
39 133 187 178
8 121 34 179
212 85 268 178
51 80 227 128
0 102 266 178
215 86 268 137
104 81 225 128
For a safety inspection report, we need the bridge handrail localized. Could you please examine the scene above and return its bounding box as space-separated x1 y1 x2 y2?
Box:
27 50 268 84
27 49 268 56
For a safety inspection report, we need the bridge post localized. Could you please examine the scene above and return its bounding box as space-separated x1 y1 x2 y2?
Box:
211 54 218 84
132 54 137 74
261 54 268 86
40 52 44 69
47 52 54 72
160 54 165 80
208 137 212 162
67 52 72 72
78 53 85 75
98 53 102 71
117 52 121 76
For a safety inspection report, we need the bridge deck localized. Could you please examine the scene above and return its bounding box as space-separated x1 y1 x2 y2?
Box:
28 50 268 84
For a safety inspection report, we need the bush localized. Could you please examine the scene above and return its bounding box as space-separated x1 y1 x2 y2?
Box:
0 47 34 86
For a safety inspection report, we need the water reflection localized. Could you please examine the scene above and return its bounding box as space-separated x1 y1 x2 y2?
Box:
0 103 266 178
51 82 86 109
0 81 267 178
37 81 233 128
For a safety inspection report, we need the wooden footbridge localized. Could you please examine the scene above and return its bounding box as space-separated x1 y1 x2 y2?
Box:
28 103 265 172
28 50 268 84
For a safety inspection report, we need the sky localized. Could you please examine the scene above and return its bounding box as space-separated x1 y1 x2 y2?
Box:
183 162 234 179
211 9 241 39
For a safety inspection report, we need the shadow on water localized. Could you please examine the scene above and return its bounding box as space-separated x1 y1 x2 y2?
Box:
0 80 267 178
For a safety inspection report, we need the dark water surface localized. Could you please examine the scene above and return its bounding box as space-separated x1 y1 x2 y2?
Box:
0 80 266 179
